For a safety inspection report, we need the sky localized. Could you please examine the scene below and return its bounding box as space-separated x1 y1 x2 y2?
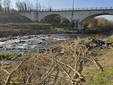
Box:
11 0 113 20
39 0 113 9
11 0 113 9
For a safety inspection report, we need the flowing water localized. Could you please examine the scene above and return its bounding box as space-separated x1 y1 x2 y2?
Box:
0 34 74 54
0 33 112 54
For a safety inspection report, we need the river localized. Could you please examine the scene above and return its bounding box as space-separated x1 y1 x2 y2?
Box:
0 33 113 68
0 34 74 54
0 33 112 54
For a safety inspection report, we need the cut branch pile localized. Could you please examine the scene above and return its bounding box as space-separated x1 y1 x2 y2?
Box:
0 39 103 85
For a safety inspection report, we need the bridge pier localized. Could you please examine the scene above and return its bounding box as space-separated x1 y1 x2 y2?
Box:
73 20 84 30
78 22 84 30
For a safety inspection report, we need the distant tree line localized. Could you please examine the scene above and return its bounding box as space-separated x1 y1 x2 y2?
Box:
16 0 53 11
0 0 12 14
0 0 53 14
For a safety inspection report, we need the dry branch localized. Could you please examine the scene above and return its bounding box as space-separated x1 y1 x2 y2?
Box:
54 58 82 77
4 60 24 85
36 63 55 85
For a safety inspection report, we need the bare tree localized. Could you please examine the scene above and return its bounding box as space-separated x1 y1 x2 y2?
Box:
0 0 2 13
16 1 27 11
3 0 11 14
16 0 34 11
26 0 34 11
36 0 38 11
48 5 53 11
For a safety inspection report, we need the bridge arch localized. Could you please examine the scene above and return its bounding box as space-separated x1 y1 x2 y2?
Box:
75 12 113 30
38 12 72 22
40 14 70 23
80 13 113 24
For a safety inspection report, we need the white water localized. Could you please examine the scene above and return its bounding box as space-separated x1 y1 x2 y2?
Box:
0 34 70 54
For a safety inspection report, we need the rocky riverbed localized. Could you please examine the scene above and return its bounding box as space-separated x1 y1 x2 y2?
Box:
0 33 113 54
0 34 71 54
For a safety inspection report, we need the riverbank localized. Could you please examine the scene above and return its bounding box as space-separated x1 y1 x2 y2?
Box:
0 23 52 37
1 22 113 38
0 23 77 38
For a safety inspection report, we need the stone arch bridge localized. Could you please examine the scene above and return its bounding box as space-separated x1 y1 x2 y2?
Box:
19 7 113 30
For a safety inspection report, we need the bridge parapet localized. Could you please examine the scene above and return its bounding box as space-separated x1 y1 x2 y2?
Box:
18 7 113 12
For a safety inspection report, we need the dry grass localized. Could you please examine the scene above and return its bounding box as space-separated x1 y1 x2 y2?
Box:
98 48 113 70
1 39 113 85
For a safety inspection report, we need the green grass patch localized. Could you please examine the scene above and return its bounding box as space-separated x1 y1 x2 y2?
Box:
51 26 74 32
99 48 113 54
0 52 21 60
23 53 36 58
93 69 113 85
29 22 51 26
107 37 113 42
11 77 23 82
